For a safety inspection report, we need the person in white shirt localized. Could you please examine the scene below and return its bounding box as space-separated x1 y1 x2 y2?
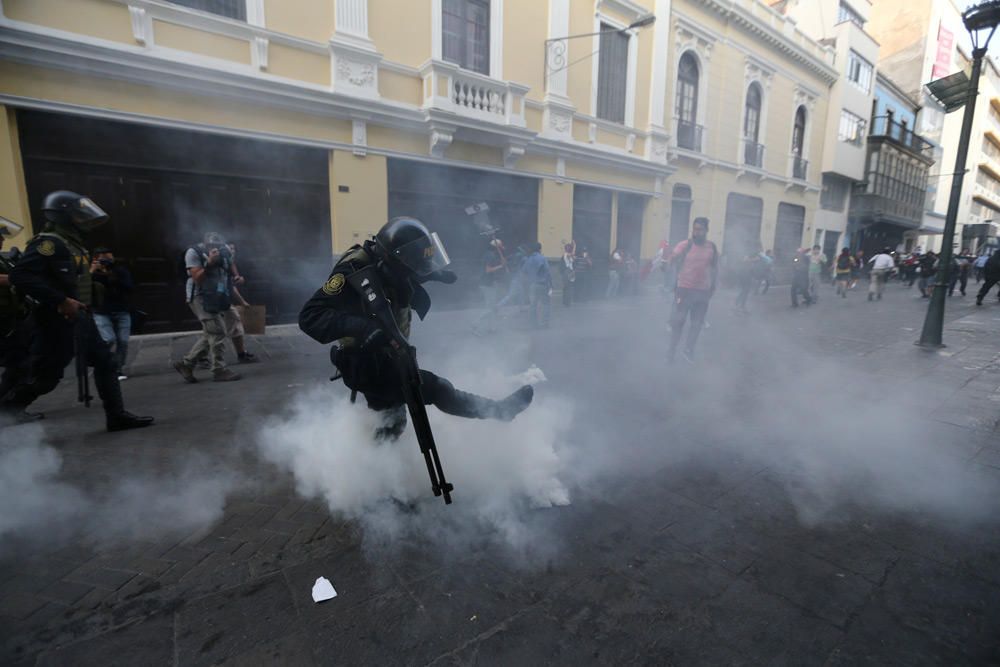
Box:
868 248 895 301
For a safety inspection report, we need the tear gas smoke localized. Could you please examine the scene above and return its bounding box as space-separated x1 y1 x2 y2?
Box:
0 422 239 550
255 359 572 558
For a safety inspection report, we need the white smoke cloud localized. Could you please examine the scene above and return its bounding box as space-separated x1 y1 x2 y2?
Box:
0 422 238 550
255 364 572 558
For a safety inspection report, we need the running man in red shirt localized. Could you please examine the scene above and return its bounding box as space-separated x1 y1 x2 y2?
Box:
668 217 719 363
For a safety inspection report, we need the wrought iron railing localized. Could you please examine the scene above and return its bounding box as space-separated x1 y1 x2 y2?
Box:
793 155 808 180
869 116 934 159
676 119 703 152
743 140 764 168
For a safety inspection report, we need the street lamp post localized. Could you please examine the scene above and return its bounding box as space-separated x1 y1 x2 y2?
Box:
918 1 1000 347
543 13 655 83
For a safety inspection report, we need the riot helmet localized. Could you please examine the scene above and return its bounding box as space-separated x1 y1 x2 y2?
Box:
42 191 108 232
374 217 450 277
0 215 23 238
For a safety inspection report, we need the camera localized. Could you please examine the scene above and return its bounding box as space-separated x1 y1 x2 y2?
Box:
98 258 114 267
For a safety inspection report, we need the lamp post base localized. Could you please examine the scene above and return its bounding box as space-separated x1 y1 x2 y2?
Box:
914 340 946 349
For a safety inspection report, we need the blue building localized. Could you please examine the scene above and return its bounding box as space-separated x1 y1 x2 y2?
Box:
848 72 936 256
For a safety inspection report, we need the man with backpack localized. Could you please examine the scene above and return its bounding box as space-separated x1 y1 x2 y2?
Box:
172 232 242 383
667 217 718 363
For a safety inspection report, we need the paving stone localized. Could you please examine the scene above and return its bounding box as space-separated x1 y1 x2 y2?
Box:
0 591 49 620
62 566 137 592
215 630 317 666
36 614 174 667
175 574 299 667
37 580 95 606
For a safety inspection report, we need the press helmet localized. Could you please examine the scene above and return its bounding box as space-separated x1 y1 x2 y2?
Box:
374 217 450 277
42 191 108 232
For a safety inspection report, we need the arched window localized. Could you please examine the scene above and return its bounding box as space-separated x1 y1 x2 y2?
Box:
792 106 807 157
792 106 807 179
743 84 763 166
675 53 700 150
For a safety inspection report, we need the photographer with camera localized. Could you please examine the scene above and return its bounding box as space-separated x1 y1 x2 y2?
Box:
172 232 242 383
90 248 132 379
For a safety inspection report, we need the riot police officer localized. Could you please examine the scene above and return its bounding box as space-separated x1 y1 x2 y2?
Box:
0 215 35 419
3 191 153 431
299 217 533 438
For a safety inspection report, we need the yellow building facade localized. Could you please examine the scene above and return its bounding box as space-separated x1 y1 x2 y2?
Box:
0 0 835 329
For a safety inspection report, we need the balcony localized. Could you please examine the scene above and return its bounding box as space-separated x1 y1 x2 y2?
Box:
792 155 808 180
419 60 528 128
743 140 764 168
676 119 703 152
868 116 935 163
850 193 924 229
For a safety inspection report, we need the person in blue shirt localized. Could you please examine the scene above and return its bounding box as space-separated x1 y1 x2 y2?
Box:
520 242 552 328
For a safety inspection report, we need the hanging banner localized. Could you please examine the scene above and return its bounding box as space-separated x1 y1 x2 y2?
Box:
933 22 954 80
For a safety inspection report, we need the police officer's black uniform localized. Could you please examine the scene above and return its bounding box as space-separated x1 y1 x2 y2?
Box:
0 222 33 413
3 191 153 432
299 217 532 437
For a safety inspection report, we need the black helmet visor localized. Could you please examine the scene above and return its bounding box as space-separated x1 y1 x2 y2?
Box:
71 197 109 231
391 231 451 276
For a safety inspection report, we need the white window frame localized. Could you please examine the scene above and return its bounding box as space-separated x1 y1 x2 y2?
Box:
738 81 769 168
590 12 638 127
673 49 709 150
846 50 873 94
162 0 262 24
432 0 504 80
838 109 867 146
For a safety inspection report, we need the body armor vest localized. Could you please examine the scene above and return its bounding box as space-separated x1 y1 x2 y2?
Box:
338 245 411 348
38 231 97 306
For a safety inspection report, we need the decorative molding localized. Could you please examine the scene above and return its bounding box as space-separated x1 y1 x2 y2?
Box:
793 84 817 113
596 0 647 20
329 38 381 99
674 16 714 62
744 55 774 91
352 118 367 156
545 0 570 97
647 132 669 164
127 5 149 45
246 0 265 28
251 36 267 70
626 133 636 153
504 141 526 169
542 95 575 141
588 122 597 143
556 156 566 182
429 125 454 158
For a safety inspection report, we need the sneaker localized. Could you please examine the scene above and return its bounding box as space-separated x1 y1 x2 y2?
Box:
117 375 128 381
681 349 695 364
196 359 211 370
212 368 242 382
237 352 259 364
172 360 197 384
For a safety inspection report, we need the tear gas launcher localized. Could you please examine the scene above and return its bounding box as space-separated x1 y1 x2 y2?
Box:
74 308 93 407
347 266 454 505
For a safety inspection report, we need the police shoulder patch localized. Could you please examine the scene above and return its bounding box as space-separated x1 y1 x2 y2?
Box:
37 240 56 257
322 273 346 295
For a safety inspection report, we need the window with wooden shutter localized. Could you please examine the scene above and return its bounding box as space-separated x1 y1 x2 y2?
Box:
443 0 491 75
166 0 247 21
596 23 629 123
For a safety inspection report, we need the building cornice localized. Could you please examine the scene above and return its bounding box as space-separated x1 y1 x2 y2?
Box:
690 0 838 85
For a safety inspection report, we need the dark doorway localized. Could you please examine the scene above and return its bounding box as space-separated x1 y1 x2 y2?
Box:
723 193 763 260
669 184 692 245
774 202 805 264
616 193 646 260
572 185 613 299
387 159 538 308
822 230 841 263
17 110 330 333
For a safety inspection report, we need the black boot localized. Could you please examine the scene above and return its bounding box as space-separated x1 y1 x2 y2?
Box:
433 381 534 421
107 411 155 432
374 406 407 441
493 385 534 421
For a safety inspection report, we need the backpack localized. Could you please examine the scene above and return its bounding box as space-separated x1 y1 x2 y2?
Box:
836 255 852 271
184 245 232 313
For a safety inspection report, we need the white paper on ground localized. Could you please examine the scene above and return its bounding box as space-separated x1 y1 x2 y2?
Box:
312 576 338 603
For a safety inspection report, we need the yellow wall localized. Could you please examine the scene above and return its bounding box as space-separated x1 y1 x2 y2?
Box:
329 150 388 251
265 0 332 44
503 0 546 100
0 62 354 145
379 69 423 106
4 0 135 45
267 43 330 86
369 0 432 66
538 179 573 254
0 108 32 249
154 21 251 65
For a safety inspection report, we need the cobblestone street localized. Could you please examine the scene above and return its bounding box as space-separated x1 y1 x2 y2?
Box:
2 280 1000 666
